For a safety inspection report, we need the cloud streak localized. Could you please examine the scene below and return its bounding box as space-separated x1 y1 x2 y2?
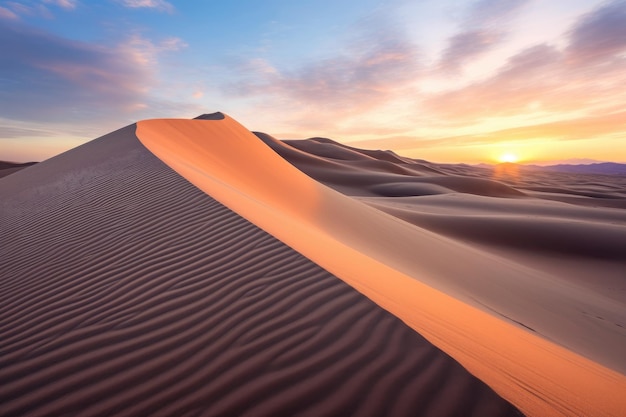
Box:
432 111 626 146
228 19 420 129
0 19 194 141
426 0 626 123
118 0 174 13
43 0 77 10
566 0 626 63
0 22 151 123
437 0 529 73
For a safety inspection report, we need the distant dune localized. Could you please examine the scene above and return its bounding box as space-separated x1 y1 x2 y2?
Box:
525 162 626 176
0 161 37 179
477 162 626 176
1 113 625 416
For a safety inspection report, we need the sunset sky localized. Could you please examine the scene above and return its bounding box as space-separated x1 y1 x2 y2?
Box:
1 0 625 164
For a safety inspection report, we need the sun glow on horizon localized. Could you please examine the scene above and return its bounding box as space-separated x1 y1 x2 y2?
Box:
498 152 520 164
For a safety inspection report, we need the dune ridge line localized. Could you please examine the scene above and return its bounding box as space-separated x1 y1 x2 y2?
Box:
136 115 626 417
0 125 518 416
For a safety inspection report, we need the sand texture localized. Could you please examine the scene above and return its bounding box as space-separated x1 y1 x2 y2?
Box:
135 115 626 417
0 126 519 416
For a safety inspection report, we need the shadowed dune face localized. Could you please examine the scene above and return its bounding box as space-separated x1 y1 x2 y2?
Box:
0 127 519 416
0 161 37 179
258 134 526 199
257 133 626 373
137 118 626 417
194 112 226 120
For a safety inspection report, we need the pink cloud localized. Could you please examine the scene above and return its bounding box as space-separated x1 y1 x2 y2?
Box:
43 0 77 10
424 1 626 124
0 21 190 125
0 6 18 19
228 25 420 130
118 0 174 13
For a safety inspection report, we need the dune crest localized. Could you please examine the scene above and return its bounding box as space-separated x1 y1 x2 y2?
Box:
0 125 517 416
137 115 626 417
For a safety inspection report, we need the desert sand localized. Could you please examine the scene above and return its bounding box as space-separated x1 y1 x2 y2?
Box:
136 114 626 416
0 124 518 416
1 112 624 416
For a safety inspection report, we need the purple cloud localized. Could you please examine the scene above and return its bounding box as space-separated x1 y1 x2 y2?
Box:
0 21 178 126
464 0 529 27
0 6 18 19
438 29 504 73
43 0 77 10
437 0 529 73
426 1 626 123
428 44 562 120
117 0 174 13
567 0 626 63
228 23 420 123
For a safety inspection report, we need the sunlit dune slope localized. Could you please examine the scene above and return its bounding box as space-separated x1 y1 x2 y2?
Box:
137 114 626 417
0 125 519 416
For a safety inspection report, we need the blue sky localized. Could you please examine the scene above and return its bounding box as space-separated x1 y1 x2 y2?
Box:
1 0 625 163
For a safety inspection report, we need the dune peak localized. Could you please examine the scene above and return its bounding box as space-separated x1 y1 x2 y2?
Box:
194 112 226 120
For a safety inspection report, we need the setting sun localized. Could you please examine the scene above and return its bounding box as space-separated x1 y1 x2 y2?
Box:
498 152 519 164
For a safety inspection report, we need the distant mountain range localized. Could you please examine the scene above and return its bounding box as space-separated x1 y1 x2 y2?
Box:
476 162 626 176
525 162 626 176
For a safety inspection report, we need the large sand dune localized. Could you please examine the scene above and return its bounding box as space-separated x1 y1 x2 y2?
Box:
136 114 625 416
2 112 624 416
0 125 518 416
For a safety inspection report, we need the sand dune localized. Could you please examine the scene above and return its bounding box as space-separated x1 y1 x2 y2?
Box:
0 161 37 179
136 115 626 416
2 112 624 416
0 126 518 416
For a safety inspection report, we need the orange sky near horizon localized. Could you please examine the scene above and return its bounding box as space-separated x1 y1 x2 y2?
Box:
1 0 625 165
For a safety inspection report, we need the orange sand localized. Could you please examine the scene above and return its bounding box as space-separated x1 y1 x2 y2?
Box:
136 116 626 417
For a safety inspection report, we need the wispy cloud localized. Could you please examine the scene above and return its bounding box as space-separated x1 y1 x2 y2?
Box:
464 0 529 27
0 125 58 139
0 20 190 132
437 0 529 73
566 0 626 63
118 0 174 13
1 1 54 19
438 29 504 73
351 110 626 153
426 0 626 123
431 111 626 147
227 18 420 130
0 6 18 19
0 22 148 122
43 0 77 10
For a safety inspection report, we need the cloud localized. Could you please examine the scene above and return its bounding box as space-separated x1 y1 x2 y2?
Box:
2 1 54 19
425 1 626 123
0 21 189 128
437 0 529 73
0 125 58 139
228 20 420 127
438 29 504 72
428 111 626 147
566 0 626 63
427 44 564 120
464 0 529 27
0 6 19 19
43 0 77 10
118 0 174 13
